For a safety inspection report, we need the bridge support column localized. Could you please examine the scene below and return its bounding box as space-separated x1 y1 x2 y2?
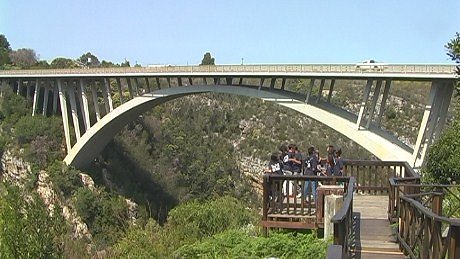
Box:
433 82 454 140
366 80 382 128
305 79 315 103
188 77 193 86
166 77 171 88
42 81 50 116
145 77 151 92
90 82 101 121
259 78 265 90
52 82 58 114
419 82 454 166
281 78 286 90
134 77 141 95
377 80 391 127
79 79 91 131
316 79 325 104
116 78 124 104
356 79 373 129
26 82 31 99
156 77 161 89
103 78 113 112
16 80 22 95
32 80 40 116
0 79 6 97
126 78 134 98
270 78 276 89
67 81 81 140
178 77 183 87
238 78 243 85
57 79 72 152
412 81 439 166
327 80 335 103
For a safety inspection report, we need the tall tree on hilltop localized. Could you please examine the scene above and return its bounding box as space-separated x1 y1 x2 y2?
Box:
200 52 215 65
50 57 77 69
445 32 460 95
9 48 38 68
77 52 101 68
0 34 11 67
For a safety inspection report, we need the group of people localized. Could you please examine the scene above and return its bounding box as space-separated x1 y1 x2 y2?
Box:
264 143 344 201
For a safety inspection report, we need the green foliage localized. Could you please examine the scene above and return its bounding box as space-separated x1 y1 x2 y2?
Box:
445 32 460 96
423 113 460 183
73 187 129 248
165 196 257 245
0 34 11 67
0 184 63 258
47 162 83 198
0 87 30 127
78 52 101 68
174 229 329 258
109 219 162 258
50 57 78 69
200 52 215 65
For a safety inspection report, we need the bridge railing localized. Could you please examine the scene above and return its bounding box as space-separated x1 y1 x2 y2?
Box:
0 64 456 76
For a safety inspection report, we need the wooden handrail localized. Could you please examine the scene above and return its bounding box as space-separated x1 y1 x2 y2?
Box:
398 194 460 258
330 177 356 258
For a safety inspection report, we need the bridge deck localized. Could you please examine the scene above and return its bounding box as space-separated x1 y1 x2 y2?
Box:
353 195 405 258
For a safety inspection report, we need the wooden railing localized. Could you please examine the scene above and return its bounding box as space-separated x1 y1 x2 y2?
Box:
344 160 418 194
261 174 350 235
330 177 356 258
398 193 460 258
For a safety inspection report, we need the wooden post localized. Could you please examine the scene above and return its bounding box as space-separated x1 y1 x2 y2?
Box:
449 226 460 259
432 194 443 216
262 174 270 237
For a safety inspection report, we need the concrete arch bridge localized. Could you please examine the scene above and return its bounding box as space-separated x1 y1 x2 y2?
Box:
0 64 457 169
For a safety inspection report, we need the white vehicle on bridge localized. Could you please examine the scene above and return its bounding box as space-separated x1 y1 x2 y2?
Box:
355 59 387 71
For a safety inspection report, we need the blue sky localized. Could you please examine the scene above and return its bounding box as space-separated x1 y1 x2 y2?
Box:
1 0 459 66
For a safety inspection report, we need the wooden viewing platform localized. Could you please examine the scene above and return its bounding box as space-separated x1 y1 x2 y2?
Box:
262 160 460 258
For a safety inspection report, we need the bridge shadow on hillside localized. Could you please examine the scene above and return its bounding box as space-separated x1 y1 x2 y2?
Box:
86 139 178 224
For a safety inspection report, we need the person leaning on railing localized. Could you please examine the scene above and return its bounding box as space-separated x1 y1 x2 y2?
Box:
264 153 284 202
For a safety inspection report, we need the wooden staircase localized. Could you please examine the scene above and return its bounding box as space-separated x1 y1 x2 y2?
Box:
352 195 405 258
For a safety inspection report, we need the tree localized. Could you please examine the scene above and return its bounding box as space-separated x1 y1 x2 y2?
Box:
77 52 101 68
445 32 460 95
200 52 215 65
50 57 77 69
9 48 38 68
0 184 63 258
0 34 12 67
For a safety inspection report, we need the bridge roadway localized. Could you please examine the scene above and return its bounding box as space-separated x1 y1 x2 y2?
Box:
0 64 457 169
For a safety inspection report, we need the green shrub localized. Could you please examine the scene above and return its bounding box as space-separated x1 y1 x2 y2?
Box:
174 229 329 258
423 113 460 184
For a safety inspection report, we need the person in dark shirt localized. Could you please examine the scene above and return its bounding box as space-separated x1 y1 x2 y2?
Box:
333 148 344 176
304 146 319 201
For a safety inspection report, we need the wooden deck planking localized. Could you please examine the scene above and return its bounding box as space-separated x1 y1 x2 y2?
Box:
352 195 405 258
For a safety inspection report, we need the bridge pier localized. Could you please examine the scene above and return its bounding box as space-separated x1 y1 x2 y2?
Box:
79 79 91 131
366 80 382 128
57 79 72 152
377 80 391 127
67 81 81 140
32 80 39 116
356 79 373 129
90 81 101 121
327 79 335 103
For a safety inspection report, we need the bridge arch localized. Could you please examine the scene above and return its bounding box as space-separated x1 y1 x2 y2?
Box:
64 85 413 169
